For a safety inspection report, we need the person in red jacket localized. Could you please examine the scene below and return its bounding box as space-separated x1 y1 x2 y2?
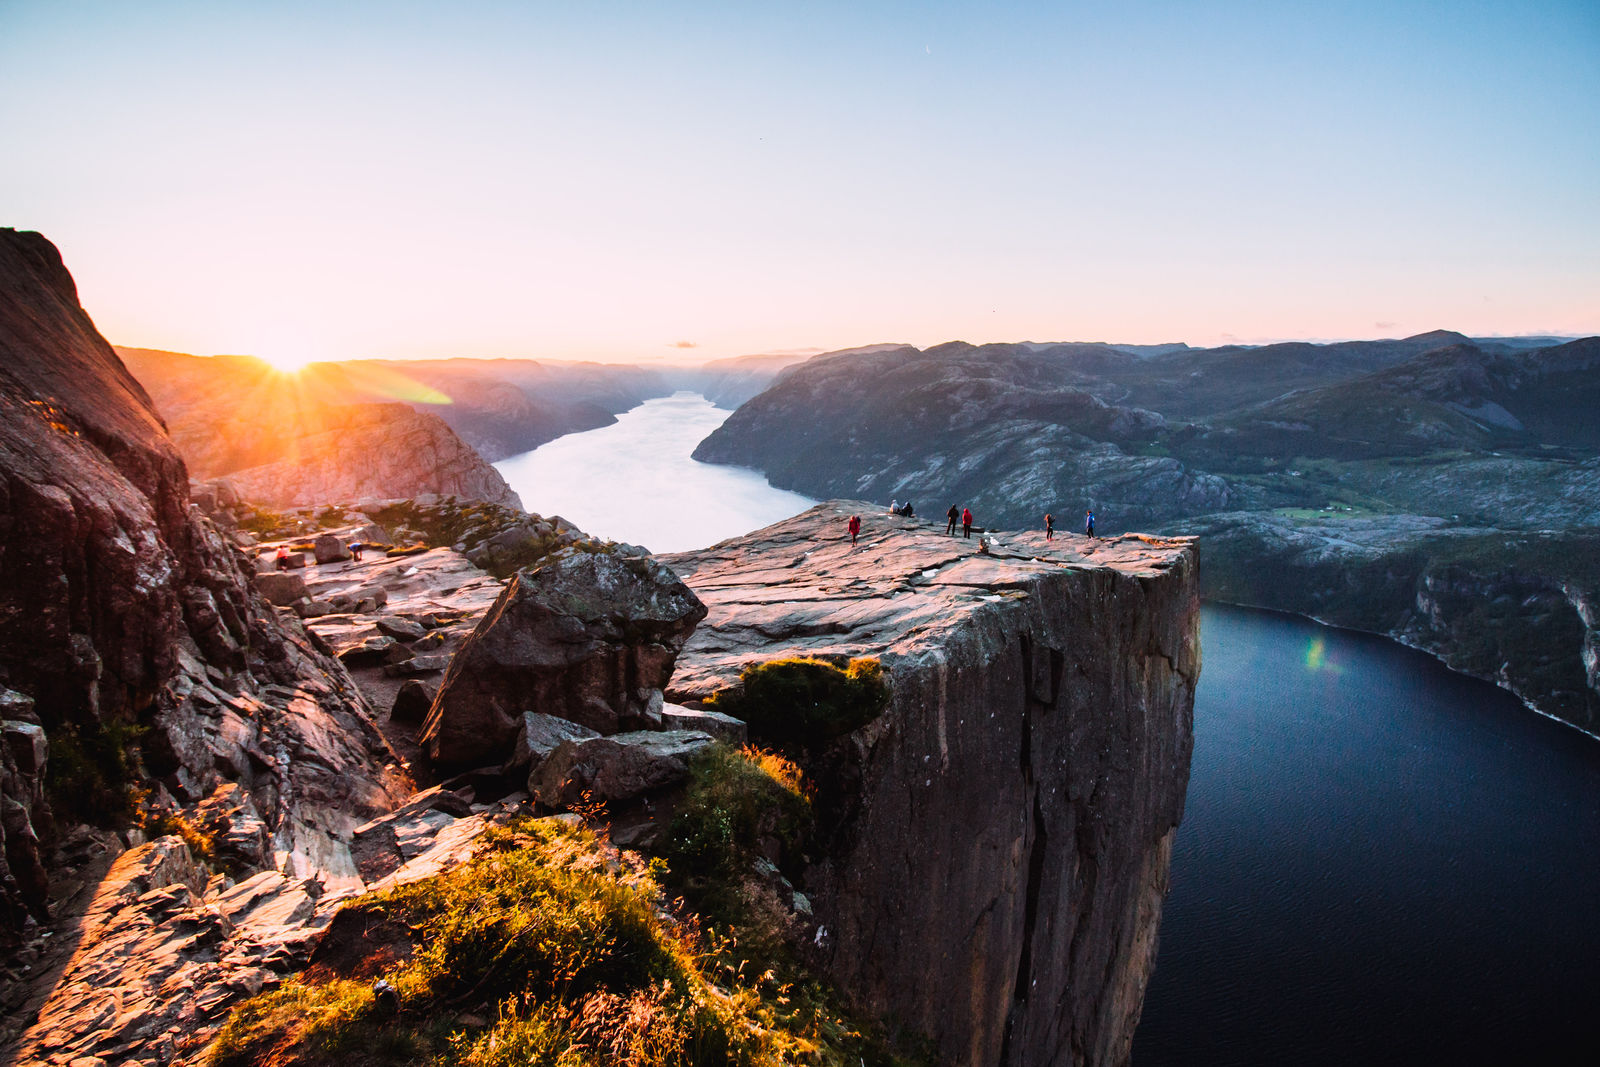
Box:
847 514 861 545
961 507 973 538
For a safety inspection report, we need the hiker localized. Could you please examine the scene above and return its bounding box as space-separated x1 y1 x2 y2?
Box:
1044 513 1054 540
847 514 861 545
962 507 973 539
349 541 363 561
903 501 915 518
1085 510 1095 538
275 546 290 571
889 499 900 514
946 504 959 535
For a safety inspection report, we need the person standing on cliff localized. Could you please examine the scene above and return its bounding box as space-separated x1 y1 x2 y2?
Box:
1044 513 1054 540
847 514 861 546
1085 509 1095 538
946 504 959 535
962 507 973 538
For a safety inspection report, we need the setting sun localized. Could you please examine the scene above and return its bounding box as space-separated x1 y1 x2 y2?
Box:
258 351 313 373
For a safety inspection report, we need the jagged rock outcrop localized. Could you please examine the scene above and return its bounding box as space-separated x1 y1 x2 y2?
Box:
419 548 708 768
663 502 1199 1067
1 696 50 938
0 229 409 941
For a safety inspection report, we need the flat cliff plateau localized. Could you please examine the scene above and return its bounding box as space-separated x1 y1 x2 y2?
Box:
691 337 1600 736
663 503 1199 1067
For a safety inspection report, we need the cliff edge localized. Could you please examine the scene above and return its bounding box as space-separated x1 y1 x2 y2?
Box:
664 503 1199 1067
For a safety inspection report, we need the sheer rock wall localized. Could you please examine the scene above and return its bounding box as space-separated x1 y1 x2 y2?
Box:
664 503 1199 1067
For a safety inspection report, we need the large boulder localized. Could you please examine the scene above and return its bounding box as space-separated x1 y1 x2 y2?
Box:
375 615 426 641
419 549 708 769
503 711 599 777
661 704 747 745
313 533 351 564
389 679 437 724
255 571 309 606
529 730 714 809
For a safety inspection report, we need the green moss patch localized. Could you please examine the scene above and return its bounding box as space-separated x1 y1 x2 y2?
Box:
706 658 890 750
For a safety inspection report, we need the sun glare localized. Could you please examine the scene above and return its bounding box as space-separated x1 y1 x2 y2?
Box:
259 350 314 373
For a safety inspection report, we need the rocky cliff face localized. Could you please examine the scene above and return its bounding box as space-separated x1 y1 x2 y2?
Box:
0 230 409 948
664 503 1199 1066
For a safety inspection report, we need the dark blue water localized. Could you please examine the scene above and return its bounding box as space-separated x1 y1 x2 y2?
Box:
1132 603 1600 1066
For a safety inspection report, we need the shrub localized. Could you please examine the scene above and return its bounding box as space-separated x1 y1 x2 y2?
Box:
706 658 890 749
44 718 145 826
139 806 219 868
665 745 812 880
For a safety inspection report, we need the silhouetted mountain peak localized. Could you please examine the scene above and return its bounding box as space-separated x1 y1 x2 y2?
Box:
1403 329 1474 348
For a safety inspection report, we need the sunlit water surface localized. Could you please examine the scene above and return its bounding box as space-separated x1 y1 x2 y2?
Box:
494 391 815 553
501 403 1600 1062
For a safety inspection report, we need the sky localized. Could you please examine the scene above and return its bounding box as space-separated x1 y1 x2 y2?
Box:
2 1 1596 369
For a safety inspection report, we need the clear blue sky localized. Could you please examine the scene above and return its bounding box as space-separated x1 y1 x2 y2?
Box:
2 1 1595 366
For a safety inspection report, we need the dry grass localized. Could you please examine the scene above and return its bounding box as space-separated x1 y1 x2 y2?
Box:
207 815 916 1067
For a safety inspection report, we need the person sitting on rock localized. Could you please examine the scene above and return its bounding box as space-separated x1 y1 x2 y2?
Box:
889 499 899 514
946 504 959 535
847 514 862 545
275 545 290 571
902 501 914 518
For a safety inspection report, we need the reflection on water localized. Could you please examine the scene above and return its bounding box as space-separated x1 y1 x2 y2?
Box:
494 391 815 553
1134 603 1600 1065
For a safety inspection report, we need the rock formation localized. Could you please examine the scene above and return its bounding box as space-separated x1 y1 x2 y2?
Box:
419 548 708 768
0 228 409 944
663 502 1199 1066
